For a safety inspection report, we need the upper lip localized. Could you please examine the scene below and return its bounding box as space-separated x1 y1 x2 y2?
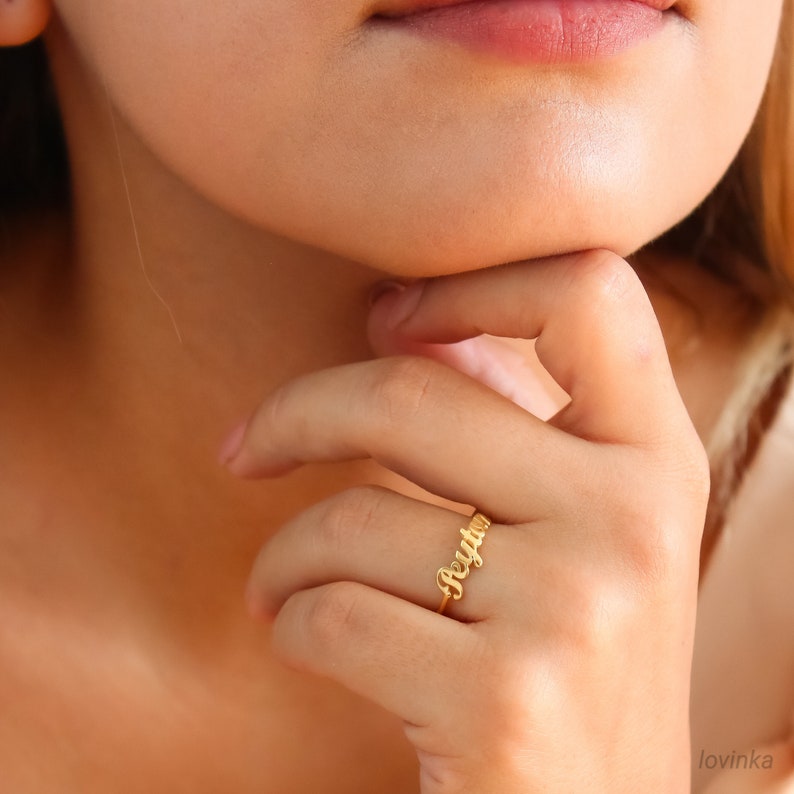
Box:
369 0 678 19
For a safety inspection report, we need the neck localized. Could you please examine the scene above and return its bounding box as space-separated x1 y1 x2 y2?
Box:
1 24 399 661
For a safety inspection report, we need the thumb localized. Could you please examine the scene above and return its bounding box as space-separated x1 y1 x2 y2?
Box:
367 281 568 421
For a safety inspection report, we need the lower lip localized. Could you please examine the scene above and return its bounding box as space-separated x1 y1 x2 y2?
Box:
371 0 671 64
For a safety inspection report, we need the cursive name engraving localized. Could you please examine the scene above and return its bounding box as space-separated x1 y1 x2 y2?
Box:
436 513 491 602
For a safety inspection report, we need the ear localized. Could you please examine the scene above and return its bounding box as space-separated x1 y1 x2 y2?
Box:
0 0 52 47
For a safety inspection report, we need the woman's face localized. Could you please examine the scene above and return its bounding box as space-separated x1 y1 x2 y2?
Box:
52 0 784 275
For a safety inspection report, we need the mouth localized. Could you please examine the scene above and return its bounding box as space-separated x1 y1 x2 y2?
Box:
367 0 682 65
371 0 677 19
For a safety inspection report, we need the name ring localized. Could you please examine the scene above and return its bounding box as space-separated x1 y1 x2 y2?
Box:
436 510 492 615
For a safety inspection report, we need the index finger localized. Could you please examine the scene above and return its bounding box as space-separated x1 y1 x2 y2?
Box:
371 250 690 447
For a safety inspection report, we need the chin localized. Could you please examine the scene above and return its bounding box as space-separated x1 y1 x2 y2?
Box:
347 201 691 278
289 143 718 278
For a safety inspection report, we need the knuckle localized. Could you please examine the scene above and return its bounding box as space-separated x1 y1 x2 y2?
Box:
592 448 707 590
624 518 680 591
318 485 385 551
571 249 642 308
554 567 629 652
566 251 661 363
610 493 693 593
475 651 564 759
632 454 710 584
371 356 439 431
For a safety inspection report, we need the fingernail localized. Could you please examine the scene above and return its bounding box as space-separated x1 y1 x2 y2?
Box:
218 420 248 466
369 279 426 330
368 280 406 307
386 279 426 330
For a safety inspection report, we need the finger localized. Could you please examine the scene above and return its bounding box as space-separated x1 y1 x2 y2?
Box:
368 251 688 446
225 354 588 522
247 485 509 622
366 322 569 421
269 580 480 732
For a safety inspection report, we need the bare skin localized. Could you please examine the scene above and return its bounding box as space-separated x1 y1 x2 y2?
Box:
0 178 791 794
0 1 792 791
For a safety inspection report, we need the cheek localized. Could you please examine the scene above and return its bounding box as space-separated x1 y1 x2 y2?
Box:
53 0 353 179
687 0 783 159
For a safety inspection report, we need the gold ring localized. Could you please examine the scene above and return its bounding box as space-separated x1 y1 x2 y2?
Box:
436 510 492 615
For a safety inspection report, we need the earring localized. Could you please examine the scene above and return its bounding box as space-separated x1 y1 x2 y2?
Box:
0 0 53 47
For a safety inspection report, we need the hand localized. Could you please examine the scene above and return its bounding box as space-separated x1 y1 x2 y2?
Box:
226 251 710 793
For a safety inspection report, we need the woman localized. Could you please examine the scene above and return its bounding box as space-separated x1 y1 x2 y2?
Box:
0 0 792 791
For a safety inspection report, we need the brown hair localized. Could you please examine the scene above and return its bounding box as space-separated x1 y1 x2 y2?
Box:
0 38 68 213
649 0 794 561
